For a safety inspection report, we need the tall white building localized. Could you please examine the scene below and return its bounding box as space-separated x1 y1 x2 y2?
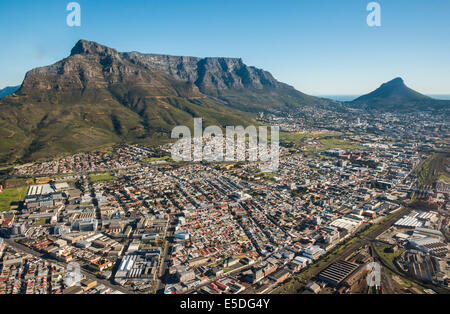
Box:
303 245 325 260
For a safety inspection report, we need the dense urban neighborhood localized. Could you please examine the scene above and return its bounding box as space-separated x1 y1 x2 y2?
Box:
1 109 448 295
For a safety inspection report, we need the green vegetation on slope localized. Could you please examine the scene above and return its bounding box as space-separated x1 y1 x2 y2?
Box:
0 40 256 166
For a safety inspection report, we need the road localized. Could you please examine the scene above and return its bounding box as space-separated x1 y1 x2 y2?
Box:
156 216 176 293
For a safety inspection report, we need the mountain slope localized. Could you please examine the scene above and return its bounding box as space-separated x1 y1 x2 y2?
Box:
0 85 20 98
350 77 450 111
0 40 254 164
120 51 330 112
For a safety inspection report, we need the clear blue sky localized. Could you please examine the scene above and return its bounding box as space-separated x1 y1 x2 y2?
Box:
0 0 449 95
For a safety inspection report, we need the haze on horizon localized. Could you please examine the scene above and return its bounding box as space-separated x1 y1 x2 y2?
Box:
0 0 449 95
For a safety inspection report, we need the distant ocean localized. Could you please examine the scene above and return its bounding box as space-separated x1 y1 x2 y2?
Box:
428 95 450 100
317 95 450 101
317 95 359 102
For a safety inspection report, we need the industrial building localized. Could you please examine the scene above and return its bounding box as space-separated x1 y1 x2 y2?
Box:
318 260 360 287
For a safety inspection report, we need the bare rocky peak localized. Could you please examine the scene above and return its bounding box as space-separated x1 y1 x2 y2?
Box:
19 40 281 94
14 40 329 113
121 50 280 91
70 39 120 58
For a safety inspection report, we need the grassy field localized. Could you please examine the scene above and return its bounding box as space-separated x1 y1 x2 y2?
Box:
319 138 362 150
279 131 362 152
373 242 405 267
303 138 362 152
255 171 278 181
89 172 114 183
35 177 53 182
34 218 48 226
4 177 34 187
279 131 341 142
0 186 28 212
143 156 172 163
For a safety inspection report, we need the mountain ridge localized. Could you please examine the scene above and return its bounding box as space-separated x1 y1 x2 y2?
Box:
350 77 449 111
0 85 20 98
0 40 264 164
1 39 329 164
1 40 447 165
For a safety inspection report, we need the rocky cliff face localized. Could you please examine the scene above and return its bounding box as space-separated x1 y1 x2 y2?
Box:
17 40 329 113
20 40 201 98
60 40 281 93
120 46 329 111
121 51 281 93
0 40 259 164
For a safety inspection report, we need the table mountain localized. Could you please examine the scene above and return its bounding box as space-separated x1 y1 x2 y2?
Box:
121 49 329 112
0 40 327 164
